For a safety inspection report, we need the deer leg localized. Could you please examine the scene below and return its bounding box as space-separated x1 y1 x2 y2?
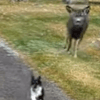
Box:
74 39 80 58
64 33 69 49
67 37 72 52
73 39 76 55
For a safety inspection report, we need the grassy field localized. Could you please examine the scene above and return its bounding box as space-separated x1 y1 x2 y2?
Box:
0 0 100 100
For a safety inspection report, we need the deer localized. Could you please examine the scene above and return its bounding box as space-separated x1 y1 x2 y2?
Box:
64 5 90 58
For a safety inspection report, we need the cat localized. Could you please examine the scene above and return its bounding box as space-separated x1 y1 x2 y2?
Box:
30 75 44 100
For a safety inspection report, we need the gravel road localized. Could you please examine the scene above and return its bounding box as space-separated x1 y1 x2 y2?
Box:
0 40 72 100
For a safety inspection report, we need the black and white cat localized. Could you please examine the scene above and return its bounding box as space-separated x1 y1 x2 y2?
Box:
30 75 44 100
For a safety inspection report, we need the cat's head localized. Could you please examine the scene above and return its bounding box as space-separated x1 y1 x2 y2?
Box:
31 76 42 88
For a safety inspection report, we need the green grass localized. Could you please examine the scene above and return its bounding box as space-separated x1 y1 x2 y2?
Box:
91 16 100 26
0 1 100 100
0 12 65 52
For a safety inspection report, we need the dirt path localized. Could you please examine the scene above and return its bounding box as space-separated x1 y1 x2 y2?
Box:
0 40 72 100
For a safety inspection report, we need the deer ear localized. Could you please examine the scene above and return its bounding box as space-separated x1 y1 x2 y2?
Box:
66 5 74 13
83 5 90 14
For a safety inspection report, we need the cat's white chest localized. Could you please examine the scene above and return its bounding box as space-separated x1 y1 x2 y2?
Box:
30 86 42 100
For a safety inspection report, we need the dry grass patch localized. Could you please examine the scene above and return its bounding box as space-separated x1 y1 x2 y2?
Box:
0 2 66 14
89 0 100 2
72 71 100 88
86 47 100 59
48 23 66 37
90 5 100 16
